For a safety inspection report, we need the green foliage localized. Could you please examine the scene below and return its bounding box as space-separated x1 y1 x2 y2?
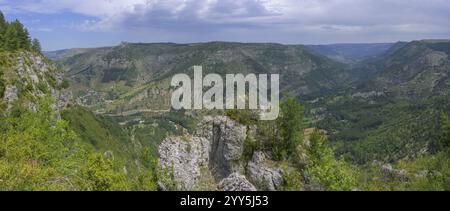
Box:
78 153 128 191
156 166 179 191
359 152 450 191
31 38 41 53
61 106 133 159
0 11 6 49
0 11 40 53
273 96 304 160
241 132 261 162
0 69 4 98
440 113 450 149
0 97 158 191
226 109 258 125
0 97 81 190
59 79 70 90
279 163 304 191
305 130 357 191
321 96 447 164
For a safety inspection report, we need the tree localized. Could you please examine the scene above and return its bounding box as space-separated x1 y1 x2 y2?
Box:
0 11 7 49
0 70 5 99
0 11 41 52
4 20 30 51
273 96 305 160
305 130 357 191
31 38 41 53
441 113 450 149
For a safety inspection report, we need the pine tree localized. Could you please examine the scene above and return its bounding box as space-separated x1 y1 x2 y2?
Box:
441 113 450 149
273 96 304 160
0 11 7 49
4 20 30 51
31 38 42 53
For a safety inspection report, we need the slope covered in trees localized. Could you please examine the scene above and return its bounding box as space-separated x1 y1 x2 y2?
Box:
0 11 41 53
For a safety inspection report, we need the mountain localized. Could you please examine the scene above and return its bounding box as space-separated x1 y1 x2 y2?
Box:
306 43 394 64
44 48 90 61
316 40 450 164
50 42 353 114
353 40 450 99
20 40 450 191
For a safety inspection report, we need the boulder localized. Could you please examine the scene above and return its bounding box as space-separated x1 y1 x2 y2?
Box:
246 152 283 191
158 136 210 190
217 173 257 191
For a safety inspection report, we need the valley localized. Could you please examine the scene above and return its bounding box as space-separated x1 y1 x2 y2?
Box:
45 40 450 190
1 10 449 190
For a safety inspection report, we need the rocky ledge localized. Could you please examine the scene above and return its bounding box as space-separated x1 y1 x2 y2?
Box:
158 116 284 191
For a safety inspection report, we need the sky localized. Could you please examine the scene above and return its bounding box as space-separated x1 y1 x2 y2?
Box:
1 0 449 51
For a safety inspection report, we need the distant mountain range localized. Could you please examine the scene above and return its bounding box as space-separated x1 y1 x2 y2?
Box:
306 43 395 64
44 40 450 164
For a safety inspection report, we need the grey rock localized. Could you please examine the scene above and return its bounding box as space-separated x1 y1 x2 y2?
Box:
217 173 257 191
246 152 283 191
158 116 286 191
197 116 247 179
3 86 18 105
158 136 211 190
2 52 71 113
380 164 408 181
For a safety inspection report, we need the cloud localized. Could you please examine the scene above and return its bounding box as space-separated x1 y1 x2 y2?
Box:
1 0 450 47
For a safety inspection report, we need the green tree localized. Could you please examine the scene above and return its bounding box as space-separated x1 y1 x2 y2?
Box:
305 130 357 191
31 38 41 53
0 11 7 49
78 153 128 191
4 20 30 51
274 96 304 160
441 113 450 149
0 69 4 99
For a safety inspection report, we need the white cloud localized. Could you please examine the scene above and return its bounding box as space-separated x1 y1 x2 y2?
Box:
2 0 450 44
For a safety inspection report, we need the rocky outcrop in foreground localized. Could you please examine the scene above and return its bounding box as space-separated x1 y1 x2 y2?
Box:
158 116 284 191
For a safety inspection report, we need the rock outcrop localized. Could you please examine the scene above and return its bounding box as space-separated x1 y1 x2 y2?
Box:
158 136 210 190
246 152 283 191
158 116 283 191
196 116 247 179
216 173 257 191
1 52 71 112
380 164 408 181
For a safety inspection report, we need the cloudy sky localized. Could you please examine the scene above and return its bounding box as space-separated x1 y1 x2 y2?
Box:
1 0 449 50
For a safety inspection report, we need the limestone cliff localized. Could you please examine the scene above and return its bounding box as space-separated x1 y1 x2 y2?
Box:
0 51 71 114
158 116 283 191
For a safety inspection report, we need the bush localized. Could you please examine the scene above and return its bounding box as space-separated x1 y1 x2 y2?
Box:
305 130 358 191
273 96 304 161
0 72 4 98
279 163 304 191
241 133 261 162
440 113 450 149
78 153 128 191
0 96 158 191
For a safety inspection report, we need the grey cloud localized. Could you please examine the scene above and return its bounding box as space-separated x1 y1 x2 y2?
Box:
2 0 450 44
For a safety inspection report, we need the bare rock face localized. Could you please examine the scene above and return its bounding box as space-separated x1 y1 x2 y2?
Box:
159 116 248 190
158 116 282 191
2 52 71 112
158 136 210 190
380 164 408 181
216 173 257 191
246 152 283 191
197 116 247 179
3 86 18 106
